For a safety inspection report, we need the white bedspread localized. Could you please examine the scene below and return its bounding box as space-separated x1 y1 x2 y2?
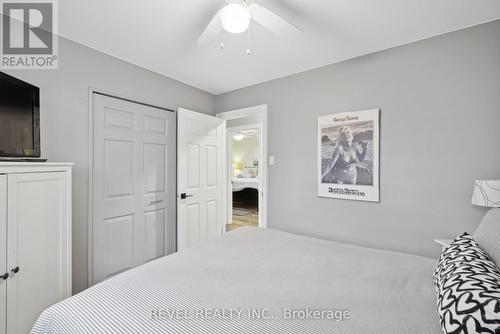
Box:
232 177 259 192
32 227 441 334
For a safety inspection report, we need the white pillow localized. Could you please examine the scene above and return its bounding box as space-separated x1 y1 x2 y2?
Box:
473 208 500 269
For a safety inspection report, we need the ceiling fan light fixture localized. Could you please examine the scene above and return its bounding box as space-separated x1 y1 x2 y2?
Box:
232 132 245 141
220 4 251 34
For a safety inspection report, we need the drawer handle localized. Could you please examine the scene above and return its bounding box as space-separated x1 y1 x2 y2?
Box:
11 267 19 274
149 200 163 205
1 273 8 280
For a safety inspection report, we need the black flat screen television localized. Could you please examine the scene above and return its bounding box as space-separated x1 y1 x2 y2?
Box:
0 72 41 159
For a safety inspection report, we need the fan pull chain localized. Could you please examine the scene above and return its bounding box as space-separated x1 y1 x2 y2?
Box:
246 22 251 55
220 0 227 51
220 27 225 51
220 32 225 50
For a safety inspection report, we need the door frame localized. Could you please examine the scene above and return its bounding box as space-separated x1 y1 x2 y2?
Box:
87 88 175 287
216 105 268 230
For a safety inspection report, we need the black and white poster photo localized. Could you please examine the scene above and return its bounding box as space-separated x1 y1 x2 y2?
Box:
318 109 379 202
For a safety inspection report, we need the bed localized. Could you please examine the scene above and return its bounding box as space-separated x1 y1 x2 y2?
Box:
32 227 441 334
232 177 259 192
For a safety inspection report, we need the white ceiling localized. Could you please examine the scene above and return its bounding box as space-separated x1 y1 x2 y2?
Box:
59 0 500 94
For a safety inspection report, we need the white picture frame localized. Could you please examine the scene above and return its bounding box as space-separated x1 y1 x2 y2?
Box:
317 109 380 202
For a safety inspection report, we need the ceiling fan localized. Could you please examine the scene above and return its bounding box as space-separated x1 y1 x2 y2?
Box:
197 0 301 53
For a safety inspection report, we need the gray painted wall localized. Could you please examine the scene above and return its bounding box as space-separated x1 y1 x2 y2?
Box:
4 36 215 294
3 18 499 295
215 20 500 259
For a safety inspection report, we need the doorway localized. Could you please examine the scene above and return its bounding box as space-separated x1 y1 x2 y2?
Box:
227 126 260 232
217 105 268 231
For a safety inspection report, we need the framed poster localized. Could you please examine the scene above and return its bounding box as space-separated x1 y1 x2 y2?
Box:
318 109 380 202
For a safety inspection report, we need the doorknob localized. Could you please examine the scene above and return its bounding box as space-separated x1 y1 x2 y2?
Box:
180 193 193 200
1 273 8 280
11 267 19 274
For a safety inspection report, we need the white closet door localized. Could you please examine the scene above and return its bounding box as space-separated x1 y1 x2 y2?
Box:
141 105 175 261
0 175 6 334
6 172 70 334
177 108 224 250
92 94 175 284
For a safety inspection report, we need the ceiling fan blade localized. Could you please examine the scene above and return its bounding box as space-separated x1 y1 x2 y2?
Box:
248 3 301 36
197 10 222 46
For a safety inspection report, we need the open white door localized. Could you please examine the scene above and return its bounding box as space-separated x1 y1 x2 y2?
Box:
177 108 225 250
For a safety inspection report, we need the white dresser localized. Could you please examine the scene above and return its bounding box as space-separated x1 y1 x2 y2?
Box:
0 163 72 334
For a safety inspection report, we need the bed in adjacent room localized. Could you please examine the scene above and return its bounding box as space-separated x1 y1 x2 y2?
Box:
32 227 441 334
232 177 259 192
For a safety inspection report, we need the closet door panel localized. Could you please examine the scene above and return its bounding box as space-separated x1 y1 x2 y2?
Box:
92 94 176 285
144 209 165 262
93 94 142 284
6 172 69 334
0 175 6 334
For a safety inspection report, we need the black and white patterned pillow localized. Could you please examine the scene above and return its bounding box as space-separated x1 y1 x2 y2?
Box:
433 233 500 334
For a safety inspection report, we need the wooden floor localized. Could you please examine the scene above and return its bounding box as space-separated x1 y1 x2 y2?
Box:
226 200 258 232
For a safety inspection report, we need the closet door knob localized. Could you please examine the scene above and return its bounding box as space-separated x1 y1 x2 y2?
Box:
1 273 8 280
11 267 19 274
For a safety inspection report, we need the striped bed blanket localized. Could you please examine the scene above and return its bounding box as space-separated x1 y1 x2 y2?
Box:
32 227 441 333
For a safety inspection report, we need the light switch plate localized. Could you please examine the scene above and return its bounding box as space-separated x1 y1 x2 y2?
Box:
269 155 275 166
